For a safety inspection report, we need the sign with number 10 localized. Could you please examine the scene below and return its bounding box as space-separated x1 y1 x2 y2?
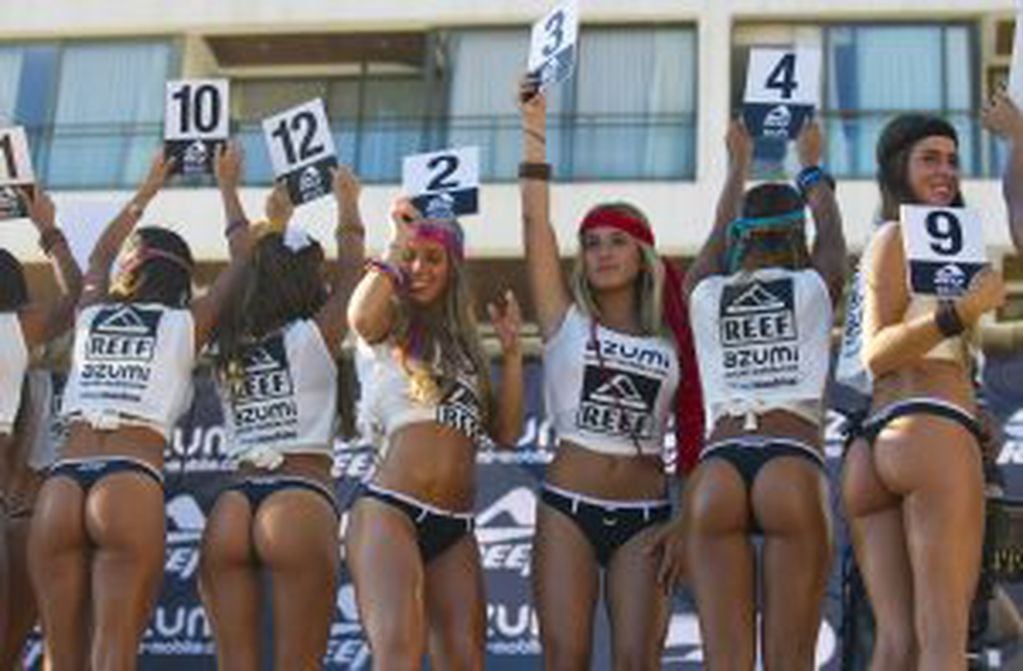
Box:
164 79 229 175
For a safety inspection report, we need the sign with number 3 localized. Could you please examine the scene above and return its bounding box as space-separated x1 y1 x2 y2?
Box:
528 0 579 90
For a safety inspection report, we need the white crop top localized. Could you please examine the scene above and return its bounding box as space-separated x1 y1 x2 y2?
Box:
0 312 28 435
543 305 680 457
27 369 67 470
220 320 338 468
691 267 833 432
355 338 486 451
62 303 195 440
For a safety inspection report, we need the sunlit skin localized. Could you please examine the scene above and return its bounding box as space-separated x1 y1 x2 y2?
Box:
906 135 960 206
581 226 643 292
401 238 450 306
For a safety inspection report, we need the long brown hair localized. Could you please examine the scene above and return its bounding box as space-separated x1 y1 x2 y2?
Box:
109 227 194 308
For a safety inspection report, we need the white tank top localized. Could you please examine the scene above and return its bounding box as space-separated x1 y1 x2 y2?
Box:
26 369 67 470
543 305 680 457
355 338 486 452
0 312 28 435
691 267 833 431
220 319 338 468
62 303 195 440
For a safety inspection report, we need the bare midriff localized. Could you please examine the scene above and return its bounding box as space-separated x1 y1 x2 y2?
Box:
64 422 166 470
372 421 478 511
708 409 823 457
871 359 975 416
545 440 668 501
238 452 333 488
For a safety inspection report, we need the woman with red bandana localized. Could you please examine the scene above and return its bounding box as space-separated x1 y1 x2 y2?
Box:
517 76 704 668
28 145 255 669
345 196 524 669
682 119 845 669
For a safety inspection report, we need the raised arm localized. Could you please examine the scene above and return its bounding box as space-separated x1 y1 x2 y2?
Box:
80 153 174 308
17 187 83 346
982 90 1023 252
796 120 846 304
316 166 367 358
347 198 414 344
487 290 524 447
190 142 254 351
518 76 571 339
683 119 752 295
861 223 1005 377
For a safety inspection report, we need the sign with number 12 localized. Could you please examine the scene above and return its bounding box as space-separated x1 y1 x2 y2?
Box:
262 98 338 206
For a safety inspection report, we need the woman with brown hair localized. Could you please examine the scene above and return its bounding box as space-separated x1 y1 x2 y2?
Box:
28 145 253 670
199 165 364 670
842 103 1012 669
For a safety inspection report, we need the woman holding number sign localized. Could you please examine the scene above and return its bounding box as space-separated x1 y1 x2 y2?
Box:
518 76 704 669
345 197 523 669
682 119 844 669
842 113 1008 670
27 146 254 670
0 186 81 664
199 165 364 670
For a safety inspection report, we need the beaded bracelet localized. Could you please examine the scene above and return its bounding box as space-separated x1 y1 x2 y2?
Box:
365 259 406 291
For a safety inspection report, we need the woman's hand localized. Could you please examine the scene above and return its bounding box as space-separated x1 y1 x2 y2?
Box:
214 141 244 191
136 152 175 205
22 187 56 232
488 290 522 357
333 165 361 207
388 196 420 248
955 267 1006 324
645 517 687 594
983 89 1023 142
518 74 547 135
265 183 294 230
796 118 825 168
726 119 754 173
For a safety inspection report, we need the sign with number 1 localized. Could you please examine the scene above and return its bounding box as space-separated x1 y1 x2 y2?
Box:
0 126 34 221
743 48 821 139
528 0 579 90
403 147 480 217
901 205 987 297
261 98 338 206
164 79 229 175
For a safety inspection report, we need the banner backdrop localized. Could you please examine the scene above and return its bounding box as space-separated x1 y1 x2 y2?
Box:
20 358 1023 669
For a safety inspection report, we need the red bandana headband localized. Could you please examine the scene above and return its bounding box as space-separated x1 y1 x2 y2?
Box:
412 220 465 262
577 207 706 475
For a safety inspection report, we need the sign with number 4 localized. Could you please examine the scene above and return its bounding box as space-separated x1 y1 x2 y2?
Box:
164 79 230 176
901 205 987 297
403 147 480 218
262 98 338 206
528 0 579 90
0 126 34 220
743 48 821 140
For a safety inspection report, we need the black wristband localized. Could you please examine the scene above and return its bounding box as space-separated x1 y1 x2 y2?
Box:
796 165 835 200
935 300 966 338
518 162 552 181
38 228 67 255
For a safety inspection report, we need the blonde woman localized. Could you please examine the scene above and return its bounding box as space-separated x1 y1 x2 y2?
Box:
518 76 704 669
346 197 524 669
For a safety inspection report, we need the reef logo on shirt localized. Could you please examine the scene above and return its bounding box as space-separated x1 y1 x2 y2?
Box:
79 305 165 397
230 336 298 441
718 278 800 387
437 377 484 443
576 366 661 439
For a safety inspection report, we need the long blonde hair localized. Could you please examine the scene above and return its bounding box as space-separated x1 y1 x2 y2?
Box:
391 248 492 423
570 203 668 339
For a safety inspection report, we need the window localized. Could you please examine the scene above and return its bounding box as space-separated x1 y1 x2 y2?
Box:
0 39 175 189
446 25 698 181
732 23 979 179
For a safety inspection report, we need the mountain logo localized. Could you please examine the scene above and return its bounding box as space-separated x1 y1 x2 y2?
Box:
95 305 156 335
242 343 285 375
183 140 208 172
476 487 536 545
934 263 966 295
764 104 792 129
724 282 787 315
590 373 649 411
